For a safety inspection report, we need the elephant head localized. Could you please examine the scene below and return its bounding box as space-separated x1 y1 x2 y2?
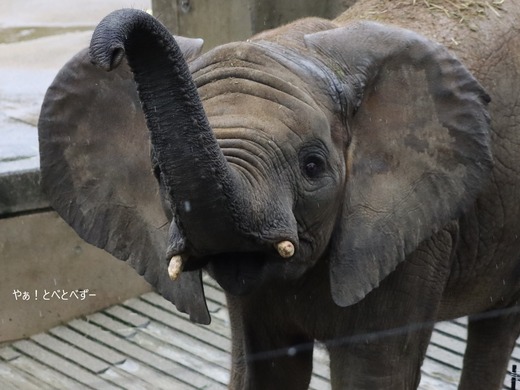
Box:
38 10 491 324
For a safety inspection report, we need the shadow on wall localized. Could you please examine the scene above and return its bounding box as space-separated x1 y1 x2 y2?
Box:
151 0 357 50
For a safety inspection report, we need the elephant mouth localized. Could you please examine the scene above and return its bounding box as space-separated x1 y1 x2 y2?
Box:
204 252 268 296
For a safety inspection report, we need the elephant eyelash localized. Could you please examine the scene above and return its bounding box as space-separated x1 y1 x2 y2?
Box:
152 164 161 181
299 142 330 181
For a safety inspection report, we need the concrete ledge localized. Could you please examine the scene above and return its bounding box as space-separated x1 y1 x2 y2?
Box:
0 169 48 216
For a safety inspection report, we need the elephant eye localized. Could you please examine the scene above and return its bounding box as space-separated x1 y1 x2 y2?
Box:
302 155 326 179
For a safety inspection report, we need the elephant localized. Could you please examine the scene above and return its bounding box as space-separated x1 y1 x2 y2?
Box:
37 1 520 389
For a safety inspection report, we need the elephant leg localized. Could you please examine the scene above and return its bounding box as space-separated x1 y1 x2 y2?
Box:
327 227 456 389
327 325 434 389
227 296 314 390
229 333 314 390
459 309 520 390
229 329 247 390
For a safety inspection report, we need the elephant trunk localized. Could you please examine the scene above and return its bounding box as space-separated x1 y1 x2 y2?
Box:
89 9 297 265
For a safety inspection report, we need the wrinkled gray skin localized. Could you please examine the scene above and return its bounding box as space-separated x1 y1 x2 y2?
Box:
38 1 520 389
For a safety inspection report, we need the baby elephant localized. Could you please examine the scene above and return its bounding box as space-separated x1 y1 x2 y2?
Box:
38 1 520 389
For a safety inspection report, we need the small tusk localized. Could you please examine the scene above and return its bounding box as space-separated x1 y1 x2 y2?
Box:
168 255 185 280
275 241 295 259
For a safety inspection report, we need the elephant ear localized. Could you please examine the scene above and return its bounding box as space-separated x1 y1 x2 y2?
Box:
38 37 210 324
305 22 492 307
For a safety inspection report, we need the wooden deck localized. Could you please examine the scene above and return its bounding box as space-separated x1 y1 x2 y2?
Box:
1 276 518 389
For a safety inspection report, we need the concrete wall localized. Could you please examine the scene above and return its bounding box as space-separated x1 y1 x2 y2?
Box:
152 0 356 49
0 210 151 343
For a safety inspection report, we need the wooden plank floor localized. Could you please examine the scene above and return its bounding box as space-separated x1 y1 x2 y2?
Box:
1 277 519 389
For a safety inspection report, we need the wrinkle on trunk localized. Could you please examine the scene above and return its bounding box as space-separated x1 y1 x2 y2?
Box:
89 9 251 255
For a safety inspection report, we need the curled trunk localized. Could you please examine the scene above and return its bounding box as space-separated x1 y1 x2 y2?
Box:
90 10 297 262
90 9 249 255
